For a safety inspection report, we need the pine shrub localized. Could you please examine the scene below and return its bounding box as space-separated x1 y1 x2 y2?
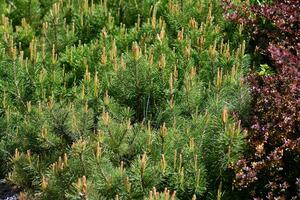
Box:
0 0 250 199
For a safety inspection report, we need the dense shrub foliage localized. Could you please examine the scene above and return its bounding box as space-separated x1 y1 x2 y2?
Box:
223 0 300 199
237 47 300 199
0 0 251 199
222 0 300 57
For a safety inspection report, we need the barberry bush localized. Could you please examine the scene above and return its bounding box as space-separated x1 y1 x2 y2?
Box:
222 0 300 199
0 0 251 199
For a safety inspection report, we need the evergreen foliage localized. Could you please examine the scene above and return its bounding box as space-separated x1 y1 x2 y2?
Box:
0 0 250 199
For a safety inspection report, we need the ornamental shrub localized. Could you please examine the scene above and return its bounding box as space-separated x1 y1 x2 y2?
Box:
222 0 300 199
0 0 250 199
